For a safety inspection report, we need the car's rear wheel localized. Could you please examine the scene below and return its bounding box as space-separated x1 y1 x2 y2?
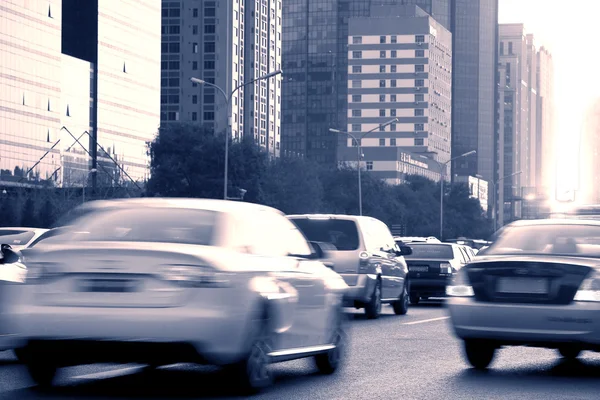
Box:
464 340 495 370
315 310 347 374
409 293 420 305
364 280 382 319
392 281 409 315
558 346 581 360
26 358 57 387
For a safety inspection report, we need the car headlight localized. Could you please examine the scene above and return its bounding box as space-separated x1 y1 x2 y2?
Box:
160 264 231 288
446 268 474 297
574 270 600 302
440 263 453 274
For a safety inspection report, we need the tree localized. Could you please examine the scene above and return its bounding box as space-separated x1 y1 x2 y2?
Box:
38 199 55 228
0 197 19 227
20 197 38 227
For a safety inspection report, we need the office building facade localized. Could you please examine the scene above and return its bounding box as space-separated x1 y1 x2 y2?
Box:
343 5 451 184
161 0 283 157
0 0 161 189
536 46 555 192
579 100 600 204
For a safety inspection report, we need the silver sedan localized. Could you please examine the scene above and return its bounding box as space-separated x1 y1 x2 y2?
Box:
447 219 600 369
11 198 349 393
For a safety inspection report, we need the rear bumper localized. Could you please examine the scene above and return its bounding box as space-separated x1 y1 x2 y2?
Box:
447 298 600 347
341 274 377 305
409 277 449 297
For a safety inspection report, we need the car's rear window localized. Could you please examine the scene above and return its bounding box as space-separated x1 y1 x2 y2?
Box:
62 208 220 246
404 244 455 259
290 218 360 251
0 230 36 246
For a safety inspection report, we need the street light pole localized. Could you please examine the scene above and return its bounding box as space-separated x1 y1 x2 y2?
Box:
329 117 399 216
191 70 282 200
492 170 522 232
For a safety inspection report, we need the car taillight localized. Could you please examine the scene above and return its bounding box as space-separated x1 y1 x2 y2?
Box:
446 268 474 297
574 270 600 302
160 264 231 288
440 263 453 274
358 251 370 272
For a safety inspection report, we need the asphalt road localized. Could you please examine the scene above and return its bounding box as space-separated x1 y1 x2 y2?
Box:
1 301 600 399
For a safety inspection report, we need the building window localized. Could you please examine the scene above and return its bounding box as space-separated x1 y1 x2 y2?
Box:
415 109 424 116
193 8 198 17
352 80 361 88
192 61 198 70
379 80 386 88
391 50 397 58
391 95 396 102
415 65 425 72
390 123 396 131
353 36 362 44
390 80 397 87
192 43 199 53
390 109 396 116
352 138 361 147
352 95 362 102
379 95 385 102
204 60 215 69
193 25 199 35
192 112 198 121
379 109 386 117
508 41 513 55
206 7 216 17
499 41 504 55
416 50 424 57
352 65 362 73
391 138 397 146
380 65 386 73
380 51 386 58
416 35 425 43
415 79 424 87
192 95 198 104
353 51 362 59
352 124 361 132
352 109 362 117
391 35 397 43
379 138 385 146
415 94 424 102
204 111 215 120
380 35 386 44
415 138 424 146
391 65 397 73
205 25 215 34
366 161 373 170
204 42 215 52
415 123 424 131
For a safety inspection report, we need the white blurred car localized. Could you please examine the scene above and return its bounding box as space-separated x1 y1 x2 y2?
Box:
13 198 348 393
0 228 48 251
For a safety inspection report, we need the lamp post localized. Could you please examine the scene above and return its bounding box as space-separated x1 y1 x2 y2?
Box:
492 170 522 232
329 117 399 216
190 70 282 200
82 168 97 204
420 150 476 240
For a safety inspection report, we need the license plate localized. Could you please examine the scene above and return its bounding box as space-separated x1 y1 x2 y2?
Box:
496 277 548 294
409 266 429 272
79 279 139 293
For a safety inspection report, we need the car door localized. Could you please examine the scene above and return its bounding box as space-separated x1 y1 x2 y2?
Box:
372 219 404 300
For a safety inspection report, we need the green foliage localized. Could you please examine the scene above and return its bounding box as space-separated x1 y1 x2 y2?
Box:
20 198 37 227
146 123 492 239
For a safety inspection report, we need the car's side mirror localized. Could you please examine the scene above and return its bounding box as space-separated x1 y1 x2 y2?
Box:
0 244 21 264
396 245 412 256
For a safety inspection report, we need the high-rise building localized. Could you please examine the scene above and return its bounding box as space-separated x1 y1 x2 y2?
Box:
342 5 450 184
536 46 555 192
161 0 283 157
496 24 548 226
0 0 161 189
579 100 600 204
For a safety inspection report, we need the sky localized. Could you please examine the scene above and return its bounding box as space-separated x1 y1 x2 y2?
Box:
500 0 600 201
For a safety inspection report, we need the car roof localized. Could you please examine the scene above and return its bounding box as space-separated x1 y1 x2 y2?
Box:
287 214 374 222
0 227 47 233
78 198 284 215
508 218 600 227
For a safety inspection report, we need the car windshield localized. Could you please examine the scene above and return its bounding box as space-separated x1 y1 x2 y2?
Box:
290 218 360 251
59 208 220 246
404 244 455 259
485 223 600 257
0 229 36 247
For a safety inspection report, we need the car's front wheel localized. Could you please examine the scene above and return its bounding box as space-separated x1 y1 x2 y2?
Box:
409 293 420 305
315 312 347 374
558 346 581 360
364 280 382 319
392 281 409 315
464 340 496 370
26 357 57 387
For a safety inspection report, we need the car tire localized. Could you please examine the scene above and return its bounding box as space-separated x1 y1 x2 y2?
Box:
315 310 347 374
558 346 581 360
231 313 274 394
26 358 57 387
409 293 420 305
392 281 409 315
464 340 495 370
364 280 382 319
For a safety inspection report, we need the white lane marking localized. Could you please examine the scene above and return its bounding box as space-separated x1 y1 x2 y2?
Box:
403 316 450 325
71 365 143 380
